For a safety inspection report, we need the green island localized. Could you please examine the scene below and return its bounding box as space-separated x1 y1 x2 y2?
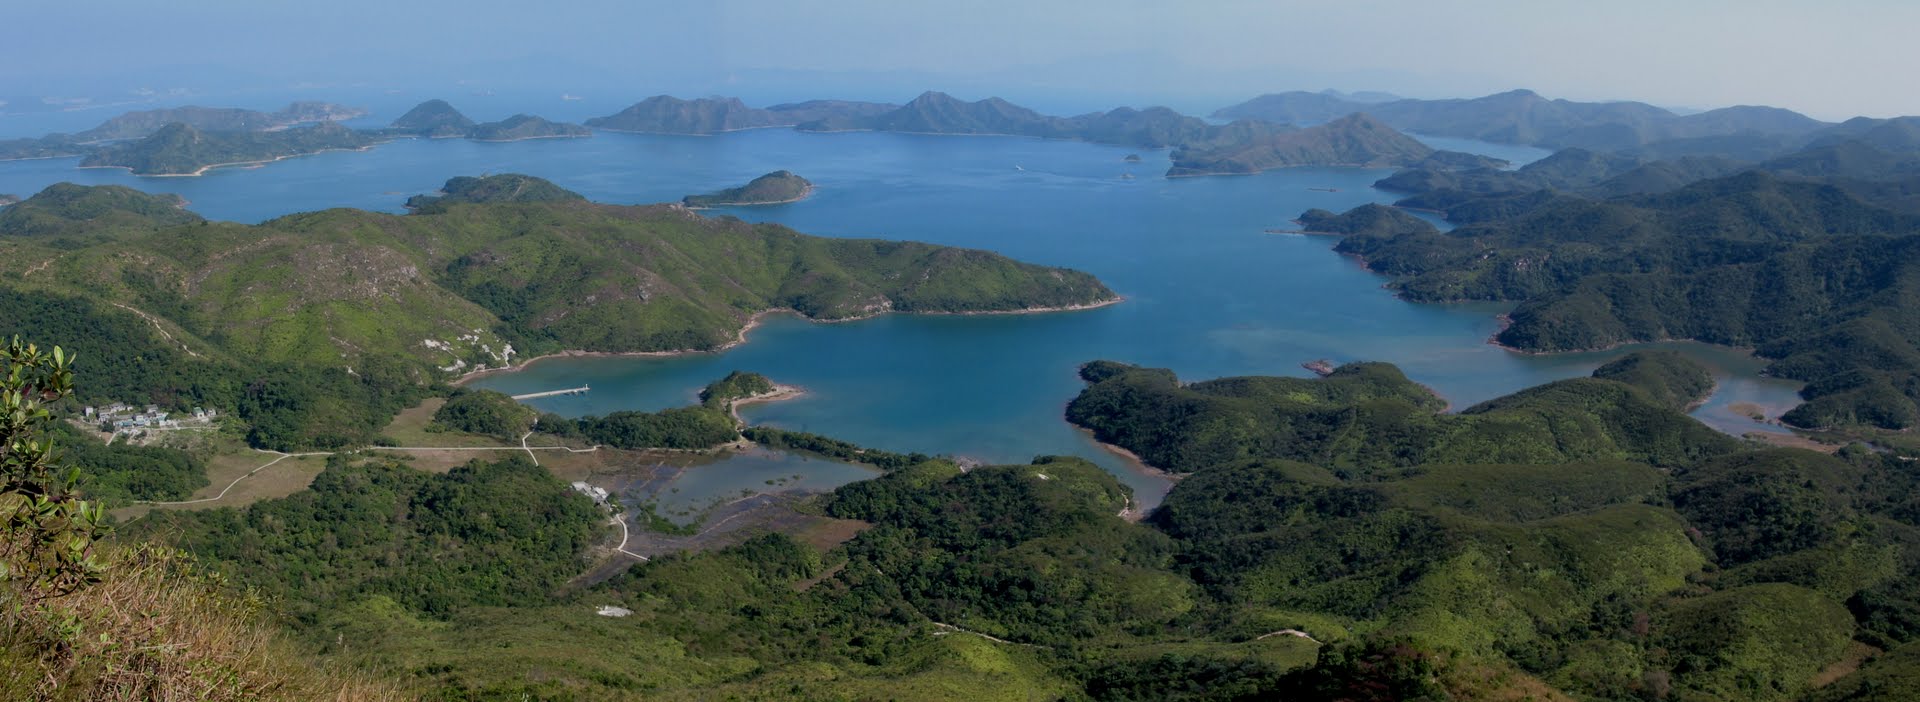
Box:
682 170 814 207
1168 113 1506 176
404 172 586 212
77 121 375 176
466 114 592 142
386 98 477 137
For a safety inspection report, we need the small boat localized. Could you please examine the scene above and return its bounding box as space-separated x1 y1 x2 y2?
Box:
1308 187 1340 192
1119 173 1135 180
1014 165 1025 171
561 94 583 101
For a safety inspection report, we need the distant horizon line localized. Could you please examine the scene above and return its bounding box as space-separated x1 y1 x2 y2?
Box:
0 84 1900 127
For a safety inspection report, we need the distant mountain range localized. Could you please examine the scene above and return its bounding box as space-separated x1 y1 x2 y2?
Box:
70 101 368 142
1214 89 1833 152
1373 113 1920 218
7 89 1920 186
0 101 368 163
1167 113 1506 176
385 100 590 141
586 96 897 134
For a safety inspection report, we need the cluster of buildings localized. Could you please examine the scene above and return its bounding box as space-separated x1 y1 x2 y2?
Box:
570 481 612 506
84 403 218 431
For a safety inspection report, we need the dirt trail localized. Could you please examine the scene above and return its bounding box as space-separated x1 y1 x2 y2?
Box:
111 303 201 358
134 442 603 507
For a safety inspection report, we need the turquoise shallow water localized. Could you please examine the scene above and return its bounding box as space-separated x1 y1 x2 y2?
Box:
0 127 1805 507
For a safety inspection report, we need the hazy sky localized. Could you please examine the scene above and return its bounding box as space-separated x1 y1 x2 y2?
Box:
4 0 1916 120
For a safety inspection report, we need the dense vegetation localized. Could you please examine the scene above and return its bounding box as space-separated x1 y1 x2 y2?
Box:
0 286 426 451
129 348 1920 699
697 370 776 407
53 422 208 504
0 344 399 700
133 455 602 621
743 426 934 470
556 406 739 450
1292 202 1435 236
682 170 813 207
428 388 536 440
404 173 585 212
465 114 592 142
79 121 374 175
1590 350 1717 410
1323 170 1920 429
1068 356 1734 477
386 98 475 137
0 181 1114 449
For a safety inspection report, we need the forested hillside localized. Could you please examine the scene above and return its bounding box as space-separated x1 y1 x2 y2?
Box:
1318 170 1920 430
106 351 1920 699
0 178 1115 451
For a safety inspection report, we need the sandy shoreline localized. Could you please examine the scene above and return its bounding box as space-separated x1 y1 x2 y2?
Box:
729 384 806 425
455 296 1123 384
1075 426 1185 485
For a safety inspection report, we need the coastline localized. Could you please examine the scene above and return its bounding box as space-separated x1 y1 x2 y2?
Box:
78 143 381 177
1166 160 1404 179
455 295 1124 384
729 384 806 425
917 295 1124 317
1076 426 1185 484
469 132 593 143
684 183 816 208
1482 314 1733 357
591 124 796 136
455 309 792 384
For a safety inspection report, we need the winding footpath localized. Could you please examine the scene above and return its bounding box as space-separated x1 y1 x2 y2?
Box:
133 441 603 507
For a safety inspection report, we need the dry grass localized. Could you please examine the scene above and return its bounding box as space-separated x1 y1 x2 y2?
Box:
0 543 409 701
791 517 873 551
112 452 331 521
380 398 512 448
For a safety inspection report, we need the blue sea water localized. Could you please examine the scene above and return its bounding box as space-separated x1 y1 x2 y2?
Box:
0 127 1804 508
